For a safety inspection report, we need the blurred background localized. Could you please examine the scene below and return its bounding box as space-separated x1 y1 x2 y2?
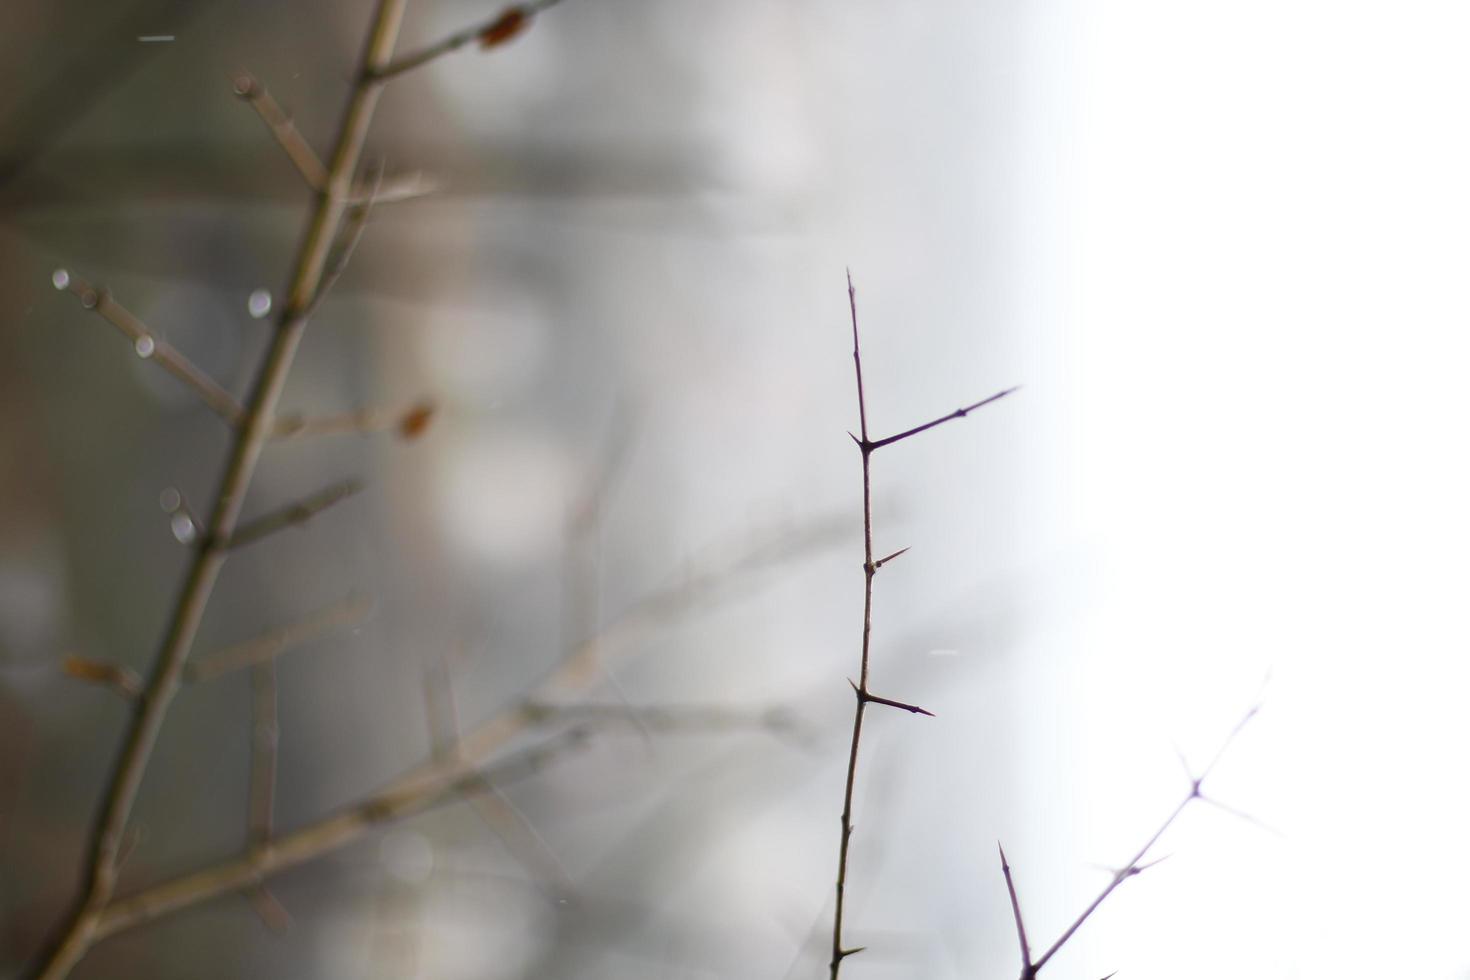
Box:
2 1 1469 978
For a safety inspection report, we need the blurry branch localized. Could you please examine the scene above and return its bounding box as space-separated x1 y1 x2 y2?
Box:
70 520 829 946
246 659 291 932
51 270 245 424
830 273 1015 979
999 704 1262 979
93 727 594 941
423 652 573 897
369 0 566 81
60 596 373 699
350 170 437 205
31 2 414 975
458 776 574 897
231 75 328 190
224 479 364 551
272 400 436 441
60 657 142 700
185 595 374 683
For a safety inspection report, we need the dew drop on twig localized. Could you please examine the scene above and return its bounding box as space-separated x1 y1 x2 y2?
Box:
159 487 182 512
51 269 70 290
247 289 273 319
170 513 198 545
134 336 156 358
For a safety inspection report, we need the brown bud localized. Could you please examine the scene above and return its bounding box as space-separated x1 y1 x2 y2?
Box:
479 7 530 48
398 402 437 440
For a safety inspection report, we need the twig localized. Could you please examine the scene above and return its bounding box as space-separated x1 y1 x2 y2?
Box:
271 400 436 441
231 74 329 190
1006 704 1262 977
458 775 574 897
369 0 567 82
998 843 1034 979
245 658 289 930
56 524 825 950
51 270 245 425
225 479 364 551
31 4 412 976
830 272 1013 978
185 594 374 684
91 727 594 942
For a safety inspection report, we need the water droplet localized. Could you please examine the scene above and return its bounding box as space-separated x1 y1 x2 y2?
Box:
134 336 156 358
51 269 70 290
247 289 272 319
170 512 197 544
159 487 182 512
80 289 98 309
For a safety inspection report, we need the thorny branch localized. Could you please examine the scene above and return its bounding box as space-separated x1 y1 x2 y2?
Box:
830 272 1016 978
1000 703 1262 979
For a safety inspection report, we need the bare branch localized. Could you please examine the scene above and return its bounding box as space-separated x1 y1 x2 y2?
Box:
998 842 1034 978
93 727 593 942
33 4 413 973
51 270 245 425
186 595 373 683
369 0 566 82
272 400 436 442
867 385 1019 451
246 659 286 931
225 479 364 551
458 775 573 897
231 74 328 190
1029 705 1263 974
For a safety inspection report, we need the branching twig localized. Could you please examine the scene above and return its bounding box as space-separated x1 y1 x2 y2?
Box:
51 270 245 425
830 272 1014 978
31 4 412 976
1004 704 1262 978
369 0 566 82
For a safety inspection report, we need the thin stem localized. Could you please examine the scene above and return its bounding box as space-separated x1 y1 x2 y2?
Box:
30 4 410 977
92 728 591 941
272 400 436 441
232 75 329 190
1029 704 1261 974
185 594 374 684
830 273 1007 978
369 0 566 81
831 271 878 979
867 386 1019 451
54 272 245 424
998 843 1034 978
225 479 364 551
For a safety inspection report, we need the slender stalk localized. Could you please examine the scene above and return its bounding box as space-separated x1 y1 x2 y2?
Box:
29 4 409 976
830 273 1012 978
53 271 245 424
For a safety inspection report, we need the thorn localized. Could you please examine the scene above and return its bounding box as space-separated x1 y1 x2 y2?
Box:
863 690 935 717
838 946 866 960
874 546 909 568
